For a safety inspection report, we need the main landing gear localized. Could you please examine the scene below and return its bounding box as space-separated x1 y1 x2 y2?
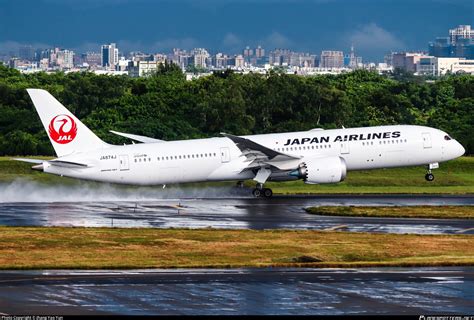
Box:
252 183 273 198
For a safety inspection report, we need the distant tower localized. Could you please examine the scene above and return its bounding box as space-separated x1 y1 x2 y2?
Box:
101 43 119 69
349 44 356 68
255 45 265 58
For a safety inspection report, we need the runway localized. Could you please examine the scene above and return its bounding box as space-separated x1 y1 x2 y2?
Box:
0 195 473 234
0 267 472 315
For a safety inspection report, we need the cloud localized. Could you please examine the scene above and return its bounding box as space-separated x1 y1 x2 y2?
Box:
0 41 54 55
349 23 405 51
262 32 292 49
150 38 199 51
110 38 199 53
222 33 242 48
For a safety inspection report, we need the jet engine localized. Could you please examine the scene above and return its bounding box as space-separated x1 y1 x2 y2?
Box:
290 156 347 184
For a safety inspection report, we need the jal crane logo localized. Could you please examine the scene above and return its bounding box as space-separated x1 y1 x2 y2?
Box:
48 114 77 144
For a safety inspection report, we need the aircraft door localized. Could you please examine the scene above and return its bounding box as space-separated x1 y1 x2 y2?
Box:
340 142 350 154
220 147 230 163
119 155 130 171
422 132 432 149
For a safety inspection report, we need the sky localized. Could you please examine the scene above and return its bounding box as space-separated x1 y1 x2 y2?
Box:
0 0 472 61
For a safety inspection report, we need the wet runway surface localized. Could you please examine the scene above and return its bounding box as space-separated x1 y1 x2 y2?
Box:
0 267 472 315
0 195 473 234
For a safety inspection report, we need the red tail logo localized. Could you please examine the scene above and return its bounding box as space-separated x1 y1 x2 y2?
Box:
48 115 77 144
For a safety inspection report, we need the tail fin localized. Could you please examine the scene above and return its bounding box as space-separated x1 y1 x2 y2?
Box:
27 89 109 157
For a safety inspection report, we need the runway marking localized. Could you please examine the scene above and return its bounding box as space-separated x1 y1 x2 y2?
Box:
455 228 474 234
324 225 349 231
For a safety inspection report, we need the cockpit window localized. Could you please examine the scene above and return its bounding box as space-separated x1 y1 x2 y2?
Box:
444 135 452 141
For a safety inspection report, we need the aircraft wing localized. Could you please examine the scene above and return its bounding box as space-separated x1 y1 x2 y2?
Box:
48 160 89 168
110 130 165 143
221 133 301 166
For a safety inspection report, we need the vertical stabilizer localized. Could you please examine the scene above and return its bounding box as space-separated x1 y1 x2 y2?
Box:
27 89 109 157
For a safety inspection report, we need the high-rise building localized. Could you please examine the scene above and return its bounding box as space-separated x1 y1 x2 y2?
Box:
101 43 119 69
384 53 394 66
449 25 474 45
429 37 452 57
268 49 291 66
243 46 253 58
19 45 34 61
255 45 265 58
214 53 229 69
344 45 362 69
429 25 474 59
392 52 431 73
235 54 245 68
83 52 102 67
191 48 210 68
56 49 74 69
320 51 344 68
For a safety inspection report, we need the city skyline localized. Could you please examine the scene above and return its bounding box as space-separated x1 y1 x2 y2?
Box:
5 24 474 77
1 0 472 62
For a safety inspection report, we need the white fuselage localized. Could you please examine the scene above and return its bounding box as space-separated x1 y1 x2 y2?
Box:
44 125 465 185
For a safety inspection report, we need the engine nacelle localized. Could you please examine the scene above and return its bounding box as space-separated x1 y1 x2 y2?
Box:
291 156 347 184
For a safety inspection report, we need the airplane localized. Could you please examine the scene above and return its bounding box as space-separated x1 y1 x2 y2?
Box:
15 89 465 198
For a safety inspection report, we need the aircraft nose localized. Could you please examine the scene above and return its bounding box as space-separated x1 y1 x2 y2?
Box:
455 140 465 158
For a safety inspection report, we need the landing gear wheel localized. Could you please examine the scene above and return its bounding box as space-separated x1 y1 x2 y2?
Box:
263 188 273 198
252 188 262 197
425 173 435 182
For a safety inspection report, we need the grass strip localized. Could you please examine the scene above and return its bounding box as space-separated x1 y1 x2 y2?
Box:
305 206 474 219
0 226 473 269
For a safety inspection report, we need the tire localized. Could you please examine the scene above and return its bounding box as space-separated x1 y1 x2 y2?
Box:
263 188 273 198
252 188 262 197
425 173 435 182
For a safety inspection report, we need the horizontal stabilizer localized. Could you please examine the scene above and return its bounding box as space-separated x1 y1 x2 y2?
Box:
13 157 89 169
110 130 165 143
12 158 45 164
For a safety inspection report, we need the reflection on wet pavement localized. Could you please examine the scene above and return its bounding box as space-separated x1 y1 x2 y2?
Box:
0 196 473 234
0 267 473 315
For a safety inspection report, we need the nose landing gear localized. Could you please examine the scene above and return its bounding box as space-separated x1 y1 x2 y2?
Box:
425 163 438 182
425 172 435 182
252 183 273 198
